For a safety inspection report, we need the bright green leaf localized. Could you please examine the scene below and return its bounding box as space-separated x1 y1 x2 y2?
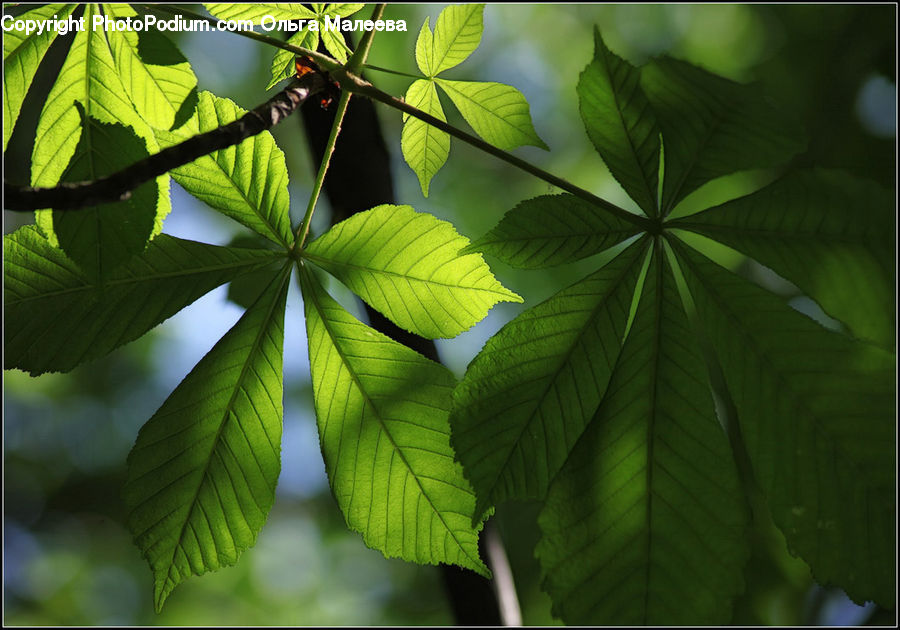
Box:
267 29 319 90
401 79 450 197
105 3 197 131
641 57 805 215
578 28 660 217
536 244 750 625
50 110 162 280
429 3 484 76
325 4 365 17
304 204 522 339
300 266 490 577
677 240 895 608
2 3 76 152
203 3 316 21
451 238 647 519
414 17 434 76
672 169 895 347
124 267 290 612
463 193 640 268
154 91 294 249
436 78 548 151
4 225 283 376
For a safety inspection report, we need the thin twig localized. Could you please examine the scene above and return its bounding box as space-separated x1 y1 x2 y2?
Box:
4 75 326 213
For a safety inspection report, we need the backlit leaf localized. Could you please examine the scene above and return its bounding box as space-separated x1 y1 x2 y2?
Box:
401 79 450 197
304 204 522 339
429 3 484 76
124 266 290 612
300 266 489 576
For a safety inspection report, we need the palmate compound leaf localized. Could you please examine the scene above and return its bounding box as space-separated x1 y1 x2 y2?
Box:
124 265 291 612
451 237 648 520
104 3 197 131
536 241 750 625
462 193 640 268
640 56 806 216
401 79 450 197
578 29 660 217
303 204 522 339
4 225 283 376
299 266 490 577
671 169 895 347
2 3 76 152
154 91 294 250
675 240 896 608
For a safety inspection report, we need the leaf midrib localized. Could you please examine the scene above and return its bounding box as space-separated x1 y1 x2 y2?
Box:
159 265 289 602
303 267 483 570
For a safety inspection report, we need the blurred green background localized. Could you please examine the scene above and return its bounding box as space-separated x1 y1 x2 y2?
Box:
3 3 895 625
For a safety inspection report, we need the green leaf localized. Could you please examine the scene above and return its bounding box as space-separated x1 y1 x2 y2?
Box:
124 266 290 612
203 3 316 21
428 3 484 76
154 91 294 249
267 29 319 90
303 204 522 339
4 225 283 376
401 79 450 197
31 3 159 193
578 29 660 217
300 266 489 577
676 241 895 607
451 238 648 519
50 110 162 280
2 3 76 152
463 193 640 268
104 3 197 131
414 17 434 77
536 244 750 624
640 57 805 215
320 26 350 64
436 78 548 151
672 169 895 347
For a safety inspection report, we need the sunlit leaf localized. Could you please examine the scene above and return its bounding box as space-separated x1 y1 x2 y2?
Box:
267 29 319 90
154 91 294 249
203 3 315 22
304 204 522 339
428 3 484 76
401 79 449 196
2 3 76 152
300 266 490 577
124 267 290 612
436 79 548 151
105 3 197 131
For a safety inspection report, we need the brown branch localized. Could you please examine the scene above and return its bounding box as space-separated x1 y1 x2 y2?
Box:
3 74 326 212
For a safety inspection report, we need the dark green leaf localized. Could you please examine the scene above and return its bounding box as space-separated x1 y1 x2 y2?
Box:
641 57 805 215
672 169 895 346
4 225 282 375
451 238 648 518
578 29 660 217
536 243 750 625
464 193 640 268
676 240 895 607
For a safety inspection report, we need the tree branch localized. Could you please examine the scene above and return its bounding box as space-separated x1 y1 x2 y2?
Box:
3 74 326 212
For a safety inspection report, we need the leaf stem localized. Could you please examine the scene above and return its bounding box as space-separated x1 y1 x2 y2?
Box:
293 4 386 251
144 3 654 232
361 63 422 79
